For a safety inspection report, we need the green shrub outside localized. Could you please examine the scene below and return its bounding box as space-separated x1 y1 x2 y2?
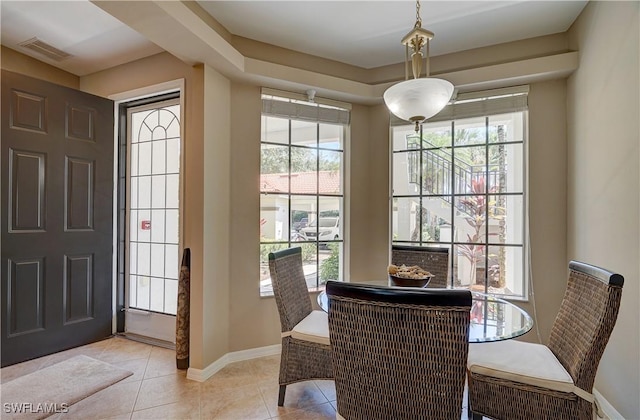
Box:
260 241 316 263
260 240 339 284
320 243 339 282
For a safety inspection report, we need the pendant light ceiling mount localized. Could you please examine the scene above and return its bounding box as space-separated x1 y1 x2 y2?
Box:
383 0 454 132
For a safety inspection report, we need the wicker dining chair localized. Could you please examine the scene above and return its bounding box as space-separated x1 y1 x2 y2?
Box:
391 245 450 288
467 260 624 420
326 281 472 420
268 247 333 406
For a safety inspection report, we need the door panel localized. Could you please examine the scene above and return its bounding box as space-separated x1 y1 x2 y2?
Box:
1 70 114 367
7 257 45 335
63 254 94 324
65 157 94 230
9 149 46 232
9 89 48 133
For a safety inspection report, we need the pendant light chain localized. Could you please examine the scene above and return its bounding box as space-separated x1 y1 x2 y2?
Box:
415 0 422 28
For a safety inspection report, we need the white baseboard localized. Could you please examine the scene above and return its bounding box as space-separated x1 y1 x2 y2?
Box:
593 388 624 420
186 356 228 382
226 344 281 363
186 344 281 382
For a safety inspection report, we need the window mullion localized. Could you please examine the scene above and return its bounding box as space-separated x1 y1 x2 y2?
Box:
484 116 490 294
449 121 455 288
316 123 320 288
419 124 424 246
289 120 293 249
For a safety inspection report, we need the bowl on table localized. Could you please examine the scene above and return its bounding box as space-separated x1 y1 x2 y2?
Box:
388 273 432 288
387 264 433 288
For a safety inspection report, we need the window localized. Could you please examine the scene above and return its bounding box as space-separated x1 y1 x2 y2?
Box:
260 90 350 296
127 97 181 314
392 87 528 298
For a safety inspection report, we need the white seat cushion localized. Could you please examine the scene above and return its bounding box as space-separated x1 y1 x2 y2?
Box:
467 340 575 394
291 310 330 346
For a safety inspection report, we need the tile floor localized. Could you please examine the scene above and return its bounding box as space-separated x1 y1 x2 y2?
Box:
1 336 472 419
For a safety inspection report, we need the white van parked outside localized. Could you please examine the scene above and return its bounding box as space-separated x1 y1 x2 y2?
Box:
300 217 340 241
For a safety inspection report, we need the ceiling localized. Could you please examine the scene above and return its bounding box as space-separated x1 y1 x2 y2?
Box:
0 0 588 76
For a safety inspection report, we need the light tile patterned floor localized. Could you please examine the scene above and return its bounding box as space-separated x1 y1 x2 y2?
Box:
1 336 472 419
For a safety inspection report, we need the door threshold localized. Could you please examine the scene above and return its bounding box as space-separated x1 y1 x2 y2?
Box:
117 332 176 350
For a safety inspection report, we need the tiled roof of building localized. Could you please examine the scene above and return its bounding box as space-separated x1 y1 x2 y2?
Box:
260 171 341 194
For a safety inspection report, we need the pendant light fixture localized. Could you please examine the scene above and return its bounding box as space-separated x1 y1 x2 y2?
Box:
383 0 454 131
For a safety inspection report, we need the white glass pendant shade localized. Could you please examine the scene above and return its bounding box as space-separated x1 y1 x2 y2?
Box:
383 77 454 122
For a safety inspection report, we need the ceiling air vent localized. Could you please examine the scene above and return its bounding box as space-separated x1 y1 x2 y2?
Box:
18 37 72 61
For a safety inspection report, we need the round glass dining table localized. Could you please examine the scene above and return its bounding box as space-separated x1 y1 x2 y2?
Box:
316 284 533 343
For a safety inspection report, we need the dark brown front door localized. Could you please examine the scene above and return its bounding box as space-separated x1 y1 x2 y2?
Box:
1 70 114 367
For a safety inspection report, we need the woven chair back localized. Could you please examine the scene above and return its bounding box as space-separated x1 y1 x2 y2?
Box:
269 247 312 332
548 261 624 392
326 281 471 420
391 245 450 288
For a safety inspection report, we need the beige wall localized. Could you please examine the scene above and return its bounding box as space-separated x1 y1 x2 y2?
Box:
1 46 79 89
567 2 640 418
521 79 569 343
228 82 280 350
347 103 378 282
185 66 207 368
349 104 392 282
202 65 231 364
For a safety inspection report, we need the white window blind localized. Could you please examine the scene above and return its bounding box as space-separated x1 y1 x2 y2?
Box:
390 85 529 126
261 88 350 125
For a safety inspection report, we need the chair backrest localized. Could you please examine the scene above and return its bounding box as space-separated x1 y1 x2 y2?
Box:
268 247 312 332
326 281 471 420
391 245 450 288
548 260 624 392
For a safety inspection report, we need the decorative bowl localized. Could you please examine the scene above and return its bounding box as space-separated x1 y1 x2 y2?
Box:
389 274 432 288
